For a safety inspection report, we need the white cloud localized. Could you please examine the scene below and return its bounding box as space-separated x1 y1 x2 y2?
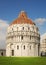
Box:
0 19 9 49
0 20 8 28
34 18 46 25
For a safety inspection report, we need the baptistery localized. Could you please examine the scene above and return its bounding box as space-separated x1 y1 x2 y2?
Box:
6 11 40 56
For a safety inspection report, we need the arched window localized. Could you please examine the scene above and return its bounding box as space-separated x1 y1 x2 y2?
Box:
22 27 24 30
21 35 23 40
30 35 31 40
17 45 19 50
24 45 25 50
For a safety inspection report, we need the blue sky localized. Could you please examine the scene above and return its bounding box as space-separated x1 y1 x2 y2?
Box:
0 0 46 34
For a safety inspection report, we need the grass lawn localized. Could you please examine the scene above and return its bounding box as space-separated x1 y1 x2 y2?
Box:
0 57 46 65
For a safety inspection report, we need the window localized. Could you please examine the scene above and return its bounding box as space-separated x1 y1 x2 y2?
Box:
17 45 19 50
23 27 24 30
11 50 14 56
21 35 23 40
30 35 31 40
24 45 25 50
30 46 31 49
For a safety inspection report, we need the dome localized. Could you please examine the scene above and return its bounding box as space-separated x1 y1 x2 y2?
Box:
10 11 35 25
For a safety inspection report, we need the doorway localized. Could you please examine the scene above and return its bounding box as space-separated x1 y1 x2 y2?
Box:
11 50 14 56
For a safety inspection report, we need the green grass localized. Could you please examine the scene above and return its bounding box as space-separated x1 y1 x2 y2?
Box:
0 57 46 65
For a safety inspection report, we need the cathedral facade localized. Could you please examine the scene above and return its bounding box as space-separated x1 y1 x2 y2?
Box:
6 11 40 56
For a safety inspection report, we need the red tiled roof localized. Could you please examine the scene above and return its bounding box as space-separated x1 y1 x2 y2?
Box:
10 11 35 25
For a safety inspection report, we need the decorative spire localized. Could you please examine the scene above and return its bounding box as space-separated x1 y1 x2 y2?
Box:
18 11 27 19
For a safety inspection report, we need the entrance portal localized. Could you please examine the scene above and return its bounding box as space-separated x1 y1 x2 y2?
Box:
11 50 14 56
